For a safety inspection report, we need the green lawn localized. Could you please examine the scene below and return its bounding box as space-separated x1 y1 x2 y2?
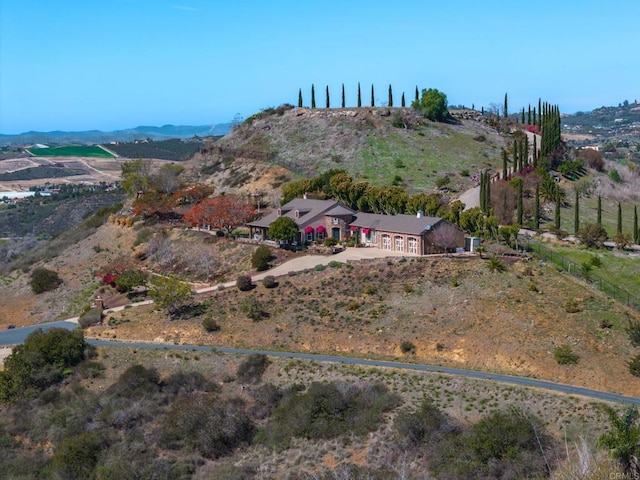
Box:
26 145 114 158
355 127 501 191
531 241 640 302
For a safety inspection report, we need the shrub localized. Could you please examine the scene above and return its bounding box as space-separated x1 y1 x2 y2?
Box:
51 431 110 480
314 264 325 271
628 354 640 377
589 255 602 267
581 261 593 281
577 223 608 249
554 344 579 365
262 275 278 288
0 328 88 401
202 317 221 332
251 246 272 271
236 275 253 291
324 237 338 247
237 354 270 384
486 256 506 273
363 284 377 295
565 300 581 313
241 298 268 321
626 320 640 346
609 168 623 183
435 175 451 189
114 268 146 293
30 267 62 294
400 341 416 354
78 308 103 329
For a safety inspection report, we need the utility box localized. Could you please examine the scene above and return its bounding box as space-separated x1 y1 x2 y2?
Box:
465 236 481 252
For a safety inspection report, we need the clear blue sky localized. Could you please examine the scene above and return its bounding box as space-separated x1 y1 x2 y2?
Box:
1 0 639 134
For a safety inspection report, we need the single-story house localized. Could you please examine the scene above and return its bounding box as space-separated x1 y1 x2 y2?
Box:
247 198 466 255
247 198 355 245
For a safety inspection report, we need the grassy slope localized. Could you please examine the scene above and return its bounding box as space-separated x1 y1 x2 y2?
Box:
208 107 506 194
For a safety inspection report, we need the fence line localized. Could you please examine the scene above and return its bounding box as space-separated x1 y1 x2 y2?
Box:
520 237 640 312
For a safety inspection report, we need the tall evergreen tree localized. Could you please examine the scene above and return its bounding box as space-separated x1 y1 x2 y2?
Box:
298 88 303 108
634 205 639 245
574 190 580 234
415 86 419 102
326 85 330 108
524 135 529 167
534 184 540 230
388 84 393 107
357 82 362 107
527 104 532 125
532 107 537 128
311 84 316 108
554 193 561 231
517 179 523 225
341 84 345 108
532 135 538 168
371 84 375 107
521 107 525 124
512 140 518 172
502 149 508 179
504 92 508 118
401 92 405 107
618 202 623 236
597 195 602 226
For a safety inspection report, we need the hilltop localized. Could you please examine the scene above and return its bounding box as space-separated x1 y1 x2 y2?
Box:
195 105 507 199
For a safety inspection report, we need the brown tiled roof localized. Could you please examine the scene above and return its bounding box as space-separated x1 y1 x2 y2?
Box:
247 198 353 228
350 213 444 235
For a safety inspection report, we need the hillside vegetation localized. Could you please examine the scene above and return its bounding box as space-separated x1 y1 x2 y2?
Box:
198 106 506 197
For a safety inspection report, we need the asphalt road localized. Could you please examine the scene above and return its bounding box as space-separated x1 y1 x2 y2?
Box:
3 322 640 406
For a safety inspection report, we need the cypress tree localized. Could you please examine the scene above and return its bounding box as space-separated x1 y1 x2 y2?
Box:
341 84 345 108
597 195 602 226
532 107 537 128
415 86 419 103
574 190 580 234
298 88 303 108
634 205 639 244
481 106 484 115
534 184 540 230
388 84 393 107
524 135 529 167
357 83 361 107
401 92 405 107
554 193 561 231
512 140 518 172
521 107 525 124
532 135 538 168
311 84 316 108
502 149 508 180
371 84 375 107
617 202 623 236
504 92 508 118
325 85 330 108
517 179 523 226
527 104 532 125
479 171 485 213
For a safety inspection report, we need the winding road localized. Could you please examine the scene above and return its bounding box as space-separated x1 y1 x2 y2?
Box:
1 321 639 406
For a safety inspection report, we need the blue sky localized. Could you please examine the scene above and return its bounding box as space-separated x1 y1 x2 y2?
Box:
1 0 639 134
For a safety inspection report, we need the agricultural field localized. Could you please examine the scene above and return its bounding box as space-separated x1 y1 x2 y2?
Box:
106 138 204 161
26 145 114 158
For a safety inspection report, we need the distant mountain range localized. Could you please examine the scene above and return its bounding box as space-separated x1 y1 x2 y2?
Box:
0 123 233 146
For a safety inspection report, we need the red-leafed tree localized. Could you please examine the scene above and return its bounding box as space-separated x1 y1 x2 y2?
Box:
170 183 215 206
184 195 255 232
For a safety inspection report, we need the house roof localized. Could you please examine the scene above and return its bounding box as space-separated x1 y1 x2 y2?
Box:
350 212 444 235
247 198 354 229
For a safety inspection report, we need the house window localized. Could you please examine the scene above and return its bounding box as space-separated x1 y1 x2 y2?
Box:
332 217 340 225
332 227 341 240
306 231 313 242
382 234 391 250
408 237 418 254
371 231 377 243
317 231 325 241
395 236 404 252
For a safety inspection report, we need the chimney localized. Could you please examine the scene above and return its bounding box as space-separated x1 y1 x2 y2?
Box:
294 209 300 218
303 192 309 200
416 210 423 219
276 208 282 217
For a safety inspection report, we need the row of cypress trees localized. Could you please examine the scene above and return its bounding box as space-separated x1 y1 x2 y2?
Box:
298 84 420 109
